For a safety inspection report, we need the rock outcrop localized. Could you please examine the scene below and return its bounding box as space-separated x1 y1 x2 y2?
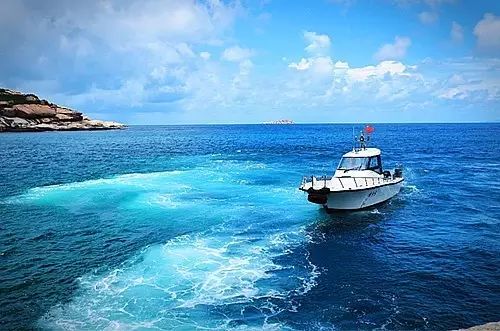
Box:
456 322 500 331
0 88 125 132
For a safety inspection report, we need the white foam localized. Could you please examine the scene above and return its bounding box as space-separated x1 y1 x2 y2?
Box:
402 184 423 199
40 227 319 330
404 184 420 192
6 170 186 205
43 170 183 191
142 193 183 209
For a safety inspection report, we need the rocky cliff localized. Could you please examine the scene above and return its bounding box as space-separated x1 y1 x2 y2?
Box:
0 88 124 132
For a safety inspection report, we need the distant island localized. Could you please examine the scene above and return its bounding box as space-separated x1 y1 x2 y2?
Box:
262 119 295 124
0 88 124 132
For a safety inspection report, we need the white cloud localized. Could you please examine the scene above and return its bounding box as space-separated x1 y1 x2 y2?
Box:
304 31 331 55
374 36 411 61
447 73 465 86
176 43 195 58
288 58 312 71
0 0 242 109
288 31 419 106
222 46 254 62
289 53 417 98
199 51 211 60
289 32 333 72
309 57 335 76
433 58 500 101
283 36 497 118
334 61 349 69
238 59 253 75
346 61 411 82
59 1 237 51
438 88 467 100
451 21 464 43
288 57 335 80
150 66 168 81
474 13 500 51
418 11 438 25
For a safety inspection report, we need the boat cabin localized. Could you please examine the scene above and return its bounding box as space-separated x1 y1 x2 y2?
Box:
334 148 383 177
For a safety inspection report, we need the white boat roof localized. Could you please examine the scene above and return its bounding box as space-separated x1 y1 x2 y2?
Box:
343 147 381 158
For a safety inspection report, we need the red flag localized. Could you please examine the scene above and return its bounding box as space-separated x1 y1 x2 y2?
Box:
364 125 375 134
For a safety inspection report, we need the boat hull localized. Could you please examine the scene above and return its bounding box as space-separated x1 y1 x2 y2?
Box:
324 180 403 210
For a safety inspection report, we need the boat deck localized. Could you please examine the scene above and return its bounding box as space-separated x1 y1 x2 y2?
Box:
299 176 402 192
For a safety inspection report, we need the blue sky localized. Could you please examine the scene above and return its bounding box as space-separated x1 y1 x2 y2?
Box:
1 0 499 124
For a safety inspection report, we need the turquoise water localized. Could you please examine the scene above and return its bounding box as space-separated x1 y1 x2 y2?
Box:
0 124 499 330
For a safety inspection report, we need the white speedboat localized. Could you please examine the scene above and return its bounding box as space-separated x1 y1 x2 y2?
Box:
299 126 403 211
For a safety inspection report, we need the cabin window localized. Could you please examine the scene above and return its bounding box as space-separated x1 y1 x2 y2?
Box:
337 157 369 171
367 156 382 173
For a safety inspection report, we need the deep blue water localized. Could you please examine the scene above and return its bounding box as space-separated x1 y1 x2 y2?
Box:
0 124 499 330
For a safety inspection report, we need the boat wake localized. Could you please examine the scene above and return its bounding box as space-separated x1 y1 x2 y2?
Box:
7 158 322 330
38 227 319 330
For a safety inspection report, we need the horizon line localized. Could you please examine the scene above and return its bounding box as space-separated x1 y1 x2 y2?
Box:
121 121 500 126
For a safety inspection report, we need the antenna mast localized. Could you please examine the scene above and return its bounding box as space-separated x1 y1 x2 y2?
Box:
352 126 355 151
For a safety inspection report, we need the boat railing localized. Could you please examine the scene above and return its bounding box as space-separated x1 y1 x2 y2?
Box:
301 175 332 189
301 175 393 189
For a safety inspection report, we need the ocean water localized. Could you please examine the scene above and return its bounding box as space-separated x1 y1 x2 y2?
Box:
0 124 499 330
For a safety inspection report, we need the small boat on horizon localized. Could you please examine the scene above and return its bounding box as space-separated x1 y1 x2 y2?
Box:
299 125 403 211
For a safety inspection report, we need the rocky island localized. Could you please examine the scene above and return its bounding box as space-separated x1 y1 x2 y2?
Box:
0 88 124 132
262 119 295 124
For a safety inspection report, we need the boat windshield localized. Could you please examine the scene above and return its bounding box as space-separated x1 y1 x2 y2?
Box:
338 156 382 173
338 157 369 171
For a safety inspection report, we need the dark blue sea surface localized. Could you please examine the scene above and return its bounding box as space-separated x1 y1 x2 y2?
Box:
0 124 499 330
